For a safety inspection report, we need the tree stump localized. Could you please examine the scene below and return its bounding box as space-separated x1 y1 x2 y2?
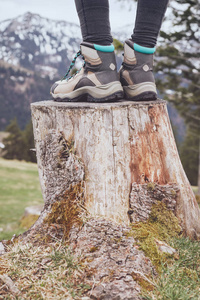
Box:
31 99 200 239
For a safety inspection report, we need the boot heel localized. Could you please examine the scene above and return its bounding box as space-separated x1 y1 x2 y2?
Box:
124 82 157 101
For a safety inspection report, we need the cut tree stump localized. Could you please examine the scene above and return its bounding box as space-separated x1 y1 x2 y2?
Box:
31 99 200 239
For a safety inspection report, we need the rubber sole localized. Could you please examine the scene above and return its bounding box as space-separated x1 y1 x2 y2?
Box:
53 91 124 103
52 81 124 103
125 91 157 101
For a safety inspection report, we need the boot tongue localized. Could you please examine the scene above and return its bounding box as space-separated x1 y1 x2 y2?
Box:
125 39 135 50
81 41 95 49
124 40 154 67
80 44 100 63
124 42 137 65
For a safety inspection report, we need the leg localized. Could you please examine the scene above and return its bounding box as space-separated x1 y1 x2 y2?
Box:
120 0 169 101
74 0 112 46
50 0 123 102
132 0 169 47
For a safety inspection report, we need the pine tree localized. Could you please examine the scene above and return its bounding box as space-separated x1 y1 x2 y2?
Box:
23 121 37 163
155 0 200 187
180 128 199 185
3 119 36 163
3 118 26 160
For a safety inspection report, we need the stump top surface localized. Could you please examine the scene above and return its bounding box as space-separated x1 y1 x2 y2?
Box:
31 99 166 110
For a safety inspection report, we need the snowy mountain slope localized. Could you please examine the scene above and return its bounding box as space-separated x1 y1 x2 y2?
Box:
0 12 82 77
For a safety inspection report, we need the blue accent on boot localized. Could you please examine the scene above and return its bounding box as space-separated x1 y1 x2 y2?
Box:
94 44 115 52
134 43 156 54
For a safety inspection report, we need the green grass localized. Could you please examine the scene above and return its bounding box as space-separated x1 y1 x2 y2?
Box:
0 158 43 240
143 237 200 299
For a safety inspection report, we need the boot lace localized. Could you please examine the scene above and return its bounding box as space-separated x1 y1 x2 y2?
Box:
61 50 85 81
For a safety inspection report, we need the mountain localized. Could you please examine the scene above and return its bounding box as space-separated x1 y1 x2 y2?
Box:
0 12 185 142
0 12 82 78
0 12 83 130
0 59 53 129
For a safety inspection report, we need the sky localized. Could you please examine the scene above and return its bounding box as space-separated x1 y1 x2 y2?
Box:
0 0 137 32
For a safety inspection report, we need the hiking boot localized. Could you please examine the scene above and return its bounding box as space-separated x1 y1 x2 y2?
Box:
50 42 123 102
119 39 157 101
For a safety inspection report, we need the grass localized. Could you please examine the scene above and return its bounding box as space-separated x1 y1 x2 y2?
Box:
128 202 181 273
1 229 200 299
143 237 200 299
127 201 200 299
192 186 199 195
0 158 43 240
0 242 91 299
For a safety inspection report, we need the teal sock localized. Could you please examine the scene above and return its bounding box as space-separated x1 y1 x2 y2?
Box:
134 43 156 54
94 44 115 52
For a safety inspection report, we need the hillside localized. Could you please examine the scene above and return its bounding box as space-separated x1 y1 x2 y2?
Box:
0 12 81 77
0 158 43 240
0 60 54 129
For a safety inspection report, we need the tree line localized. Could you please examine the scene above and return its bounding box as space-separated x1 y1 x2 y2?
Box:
155 0 200 190
2 118 36 163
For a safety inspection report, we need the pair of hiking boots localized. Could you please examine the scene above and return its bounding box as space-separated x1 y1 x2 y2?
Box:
50 39 157 102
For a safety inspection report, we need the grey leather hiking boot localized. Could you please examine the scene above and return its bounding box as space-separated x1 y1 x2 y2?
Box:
119 39 157 101
50 42 123 102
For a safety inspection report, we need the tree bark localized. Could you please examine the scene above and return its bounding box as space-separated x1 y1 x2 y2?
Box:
198 138 200 195
31 99 200 239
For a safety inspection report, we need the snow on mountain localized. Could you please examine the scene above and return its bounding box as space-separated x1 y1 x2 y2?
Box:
0 12 82 77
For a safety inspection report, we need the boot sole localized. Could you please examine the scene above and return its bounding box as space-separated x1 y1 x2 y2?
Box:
52 82 124 103
124 82 157 101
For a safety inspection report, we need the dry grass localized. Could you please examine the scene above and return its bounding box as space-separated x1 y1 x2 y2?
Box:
0 241 91 300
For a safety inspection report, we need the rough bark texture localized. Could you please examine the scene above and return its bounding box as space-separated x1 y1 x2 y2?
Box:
69 218 155 300
21 131 85 239
35 130 84 205
20 217 155 300
129 183 179 223
31 99 200 239
198 139 200 195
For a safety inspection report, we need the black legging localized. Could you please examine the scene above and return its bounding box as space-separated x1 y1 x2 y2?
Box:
74 0 169 47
